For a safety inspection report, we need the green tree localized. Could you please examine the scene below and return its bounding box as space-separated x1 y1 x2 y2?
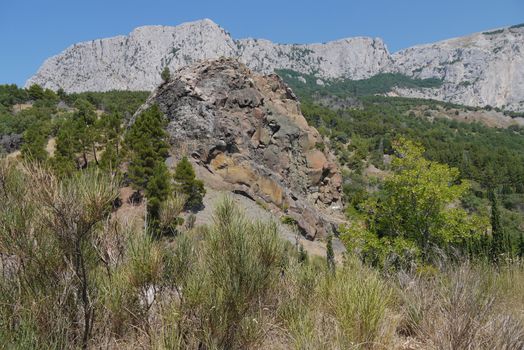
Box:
488 188 505 263
98 112 124 173
326 234 335 272
343 138 487 266
27 84 45 101
124 105 171 232
161 66 171 83
146 161 172 231
377 138 482 258
73 99 98 166
173 156 205 210
52 118 81 175
124 105 169 191
21 123 48 162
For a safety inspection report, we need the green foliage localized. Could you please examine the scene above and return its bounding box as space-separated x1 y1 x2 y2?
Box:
300 98 524 244
1 160 523 349
0 84 28 107
98 112 124 172
321 262 393 347
158 196 286 348
483 29 505 35
343 139 487 267
65 90 149 115
124 105 169 191
0 162 118 348
146 161 172 229
124 105 171 228
21 123 48 162
277 69 443 101
326 234 335 272
489 189 507 263
518 233 524 258
161 66 171 83
280 215 297 225
52 118 81 175
173 156 205 210
27 84 45 100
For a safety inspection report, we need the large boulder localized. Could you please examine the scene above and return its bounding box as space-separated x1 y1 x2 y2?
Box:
134 58 343 239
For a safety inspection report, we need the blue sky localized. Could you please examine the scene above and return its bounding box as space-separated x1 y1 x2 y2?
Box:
1 0 522 86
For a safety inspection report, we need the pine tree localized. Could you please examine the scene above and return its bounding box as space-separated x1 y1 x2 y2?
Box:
326 234 335 273
21 123 48 163
124 105 169 191
27 84 45 100
173 156 206 210
73 99 98 167
146 161 172 234
52 118 82 175
98 112 123 173
161 66 171 83
489 188 505 264
124 105 171 234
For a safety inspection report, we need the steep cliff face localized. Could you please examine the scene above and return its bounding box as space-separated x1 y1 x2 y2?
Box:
392 26 524 111
27 20 524 111
135 58 343 239
27 20 237 92
236 37 393 79
26 19 391 93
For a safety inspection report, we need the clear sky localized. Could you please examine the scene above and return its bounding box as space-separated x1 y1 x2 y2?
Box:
1 0 522 86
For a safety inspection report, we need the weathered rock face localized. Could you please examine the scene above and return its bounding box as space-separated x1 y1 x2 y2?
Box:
0 134 22 153
27 19 524 112
136 58 343 239
391 26 524 112
26 19 391 93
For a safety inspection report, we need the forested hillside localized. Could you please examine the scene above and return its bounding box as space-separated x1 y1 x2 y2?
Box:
279 71 524 261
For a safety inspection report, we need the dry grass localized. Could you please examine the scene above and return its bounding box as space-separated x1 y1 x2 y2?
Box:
1 160 523 349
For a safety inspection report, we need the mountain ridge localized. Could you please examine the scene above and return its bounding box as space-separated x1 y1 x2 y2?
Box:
26 19 524 111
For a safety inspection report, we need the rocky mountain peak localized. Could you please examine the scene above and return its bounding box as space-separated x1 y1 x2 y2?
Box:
136 57 343 238
26 20 524 111
26 19 391 93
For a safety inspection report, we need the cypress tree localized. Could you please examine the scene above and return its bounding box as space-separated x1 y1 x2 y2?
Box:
326 234 335 273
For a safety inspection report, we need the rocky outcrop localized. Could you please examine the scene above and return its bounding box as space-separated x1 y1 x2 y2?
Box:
0 134 22 153
392 26 524 112
136 58 343 239
26 19 390 93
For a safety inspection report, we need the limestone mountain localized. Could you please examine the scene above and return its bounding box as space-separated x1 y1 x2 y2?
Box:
134 57 343 239
27 19 524 111
25 19 392 92
391 25 524 112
